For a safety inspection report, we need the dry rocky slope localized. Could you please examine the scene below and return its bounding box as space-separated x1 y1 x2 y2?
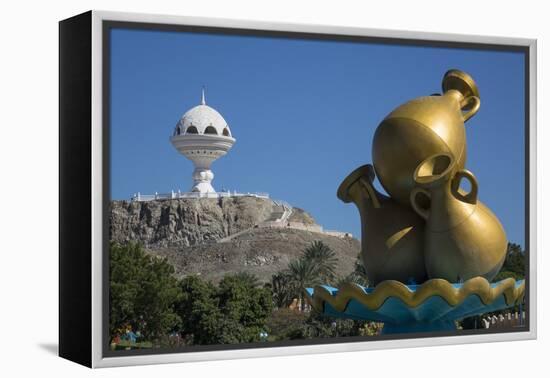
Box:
110 197 360 283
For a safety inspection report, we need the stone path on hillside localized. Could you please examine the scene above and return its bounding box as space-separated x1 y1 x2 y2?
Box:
218 200 293 243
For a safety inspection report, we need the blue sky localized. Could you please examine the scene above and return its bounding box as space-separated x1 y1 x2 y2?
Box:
110 28 526 247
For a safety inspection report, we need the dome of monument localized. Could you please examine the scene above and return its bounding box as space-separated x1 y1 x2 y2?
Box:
173 90 233 137
170 89 236 194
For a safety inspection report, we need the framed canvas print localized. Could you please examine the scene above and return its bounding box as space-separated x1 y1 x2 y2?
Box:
59 10 537 368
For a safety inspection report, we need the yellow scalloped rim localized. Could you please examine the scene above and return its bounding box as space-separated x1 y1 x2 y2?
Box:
307 277 525 312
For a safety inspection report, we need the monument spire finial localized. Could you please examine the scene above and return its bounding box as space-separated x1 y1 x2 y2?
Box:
201 86 206 105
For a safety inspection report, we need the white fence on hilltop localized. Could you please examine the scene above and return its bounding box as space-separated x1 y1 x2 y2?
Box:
130 192 353 239
131 190 270 202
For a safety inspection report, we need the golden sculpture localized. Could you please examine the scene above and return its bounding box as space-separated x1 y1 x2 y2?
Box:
337 164 426 285
339 69 508 284
372 69 480 207
410 153 507 281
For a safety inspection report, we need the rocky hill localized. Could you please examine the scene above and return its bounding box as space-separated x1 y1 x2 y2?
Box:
110 197 360 283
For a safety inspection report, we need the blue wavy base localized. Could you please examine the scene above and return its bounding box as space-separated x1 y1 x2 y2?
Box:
306 279 524 334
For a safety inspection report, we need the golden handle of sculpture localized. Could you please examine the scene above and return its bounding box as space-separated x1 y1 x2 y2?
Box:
359 177 381 209
451 169 479 204
461 95 480 122
410 187 431 220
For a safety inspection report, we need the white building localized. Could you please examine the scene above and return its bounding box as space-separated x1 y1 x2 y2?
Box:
132 89 268 202
170 89 236 194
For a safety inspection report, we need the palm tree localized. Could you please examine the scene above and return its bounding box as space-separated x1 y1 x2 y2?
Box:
271 272 295 308
351 253 369 287
333 253 369 288
234 271 261 287
287 258 323 311
302 241 338 282
335 271 369 288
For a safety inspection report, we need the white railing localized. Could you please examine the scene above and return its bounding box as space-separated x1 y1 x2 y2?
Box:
131 190 270 202
323 229 353 238
481 312 525 329
270 200 293 223
280 204 293 223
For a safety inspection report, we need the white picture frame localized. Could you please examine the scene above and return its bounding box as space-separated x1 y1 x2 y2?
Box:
59 10 537 368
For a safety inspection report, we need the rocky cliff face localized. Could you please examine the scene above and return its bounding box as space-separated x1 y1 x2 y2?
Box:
110 197 275 247
109 196 360 283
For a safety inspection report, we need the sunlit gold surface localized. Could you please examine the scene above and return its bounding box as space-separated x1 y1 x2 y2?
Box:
372 69 480 207
340 69 510 286
307 277 525 313
410 153 507 282
337 164 427 285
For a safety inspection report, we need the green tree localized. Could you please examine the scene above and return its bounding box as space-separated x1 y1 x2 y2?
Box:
352 253 369 285
493 242 526 282
287 258 322 311
233 271 261 288
502 243 526 275
271 272 296 308
175 273 273 345
176 275 221 345
265 308 308 341
336 253 369 287
302 241 338 282
272 241 340 311
217 274 273 343
110 242 182 340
